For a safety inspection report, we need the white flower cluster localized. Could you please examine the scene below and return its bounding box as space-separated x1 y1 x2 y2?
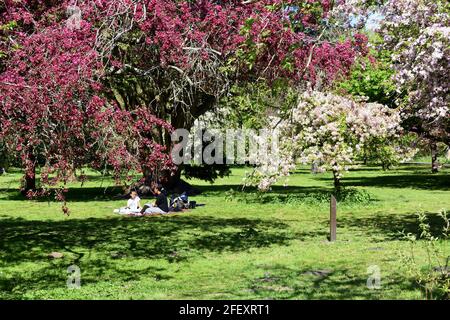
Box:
249 91 403 190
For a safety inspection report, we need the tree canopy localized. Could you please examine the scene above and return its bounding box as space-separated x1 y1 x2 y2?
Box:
0 0 367 201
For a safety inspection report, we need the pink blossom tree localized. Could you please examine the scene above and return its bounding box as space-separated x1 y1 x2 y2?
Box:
0 1 367 203
0 1 174 208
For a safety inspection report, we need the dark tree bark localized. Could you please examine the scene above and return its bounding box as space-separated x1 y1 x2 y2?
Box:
22 152 36 193
431 141 439 173
23 171 36 192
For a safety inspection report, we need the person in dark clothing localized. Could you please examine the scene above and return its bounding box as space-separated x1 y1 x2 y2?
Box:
140 184 169 215
155 191 169 212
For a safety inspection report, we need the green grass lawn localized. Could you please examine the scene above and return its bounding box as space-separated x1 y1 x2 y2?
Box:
0 165 449 300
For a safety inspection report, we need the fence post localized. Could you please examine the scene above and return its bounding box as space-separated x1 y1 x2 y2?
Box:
330 195 337 241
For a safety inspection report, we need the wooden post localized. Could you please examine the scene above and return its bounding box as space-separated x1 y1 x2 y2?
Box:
330 195 337 241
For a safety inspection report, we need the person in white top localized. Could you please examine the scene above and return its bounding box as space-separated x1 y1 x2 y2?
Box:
126 190 141 211
114 190 142 215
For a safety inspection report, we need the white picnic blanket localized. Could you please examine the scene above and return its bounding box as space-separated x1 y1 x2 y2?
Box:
114 207 142 216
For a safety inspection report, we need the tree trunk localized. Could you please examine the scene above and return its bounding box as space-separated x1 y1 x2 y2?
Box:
154 92 215 191
431 141 439 173
333 171 341 192
23 171 36 192
139 165 200 195
22 152 36 194
363 146 368 165
161 167 182 190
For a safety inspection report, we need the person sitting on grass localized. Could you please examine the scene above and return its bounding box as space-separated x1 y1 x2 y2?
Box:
140 184 169 215
114 190 142 214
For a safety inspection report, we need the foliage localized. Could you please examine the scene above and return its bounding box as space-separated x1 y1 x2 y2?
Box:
337 33 397 107
360 133 418 170
183 163 232 184
217 82 297 130
331 30 418 172
0 1 175 208
400 210 450 300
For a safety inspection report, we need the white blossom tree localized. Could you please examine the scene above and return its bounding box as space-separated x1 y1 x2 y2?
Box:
380 0 450 172
247 91 408 191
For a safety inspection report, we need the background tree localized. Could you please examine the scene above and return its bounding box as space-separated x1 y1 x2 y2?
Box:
336 31 420 168
245 91 404 191
379 0 450 172
337 32 397 107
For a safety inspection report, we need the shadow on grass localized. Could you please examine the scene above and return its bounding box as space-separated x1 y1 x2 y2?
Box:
0 184 336 204
0 215 294 299
0 215 295 262
339 211 449 241
198 185 377 206
338 173 450 191
344 164 441 172
241 265 420 299
0 186 126 202
0 183 379 209
0 262 169 299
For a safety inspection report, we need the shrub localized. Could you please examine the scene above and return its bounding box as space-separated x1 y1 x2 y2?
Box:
400 210 449 300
